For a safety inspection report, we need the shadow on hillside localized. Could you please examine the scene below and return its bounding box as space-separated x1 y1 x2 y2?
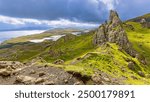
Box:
0 42 32 49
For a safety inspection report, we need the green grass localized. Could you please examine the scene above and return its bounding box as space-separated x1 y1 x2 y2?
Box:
125 22 150 67
41 31 96 62
0 25 150 84
64 43 150 84
2 29 82 44
128 13 150 22
0 41 52 62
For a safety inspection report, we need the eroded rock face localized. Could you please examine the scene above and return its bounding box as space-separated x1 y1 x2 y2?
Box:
94 10 136 57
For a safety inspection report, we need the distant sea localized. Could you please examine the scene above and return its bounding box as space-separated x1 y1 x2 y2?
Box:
0 30 46 43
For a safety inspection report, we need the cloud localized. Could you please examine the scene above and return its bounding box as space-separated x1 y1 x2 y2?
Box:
0 0 110 23
0 0 150 24
0 15 99 29
99 0 119 10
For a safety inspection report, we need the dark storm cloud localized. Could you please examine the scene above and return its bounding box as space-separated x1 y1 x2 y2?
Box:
0 0 108 23
0 0 150 23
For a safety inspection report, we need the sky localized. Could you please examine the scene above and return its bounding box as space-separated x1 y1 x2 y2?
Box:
0 0 150 30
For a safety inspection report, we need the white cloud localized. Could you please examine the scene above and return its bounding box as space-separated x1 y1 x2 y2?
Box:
100 0 119 10
91 0 119 10
0 15 99 28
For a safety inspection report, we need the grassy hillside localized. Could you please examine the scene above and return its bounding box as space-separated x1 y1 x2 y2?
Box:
0 22 150 84
2 29 81 44
0 30 95 63
128 13 150 22
125 22 150 67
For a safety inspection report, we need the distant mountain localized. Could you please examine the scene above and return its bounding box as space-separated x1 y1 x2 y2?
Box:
127 13 150 28
0 26 50 32
128 13 150 22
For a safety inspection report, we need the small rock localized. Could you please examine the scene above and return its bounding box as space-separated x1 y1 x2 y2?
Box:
29 70 36 74
76 57 82 60
0 69 11 77
35 78 45 84
53 59 64 65
44 64 48 68
128 61 135 70
10 65 16 69
44 81 55 85
64 79 68 84
6 66 13 71
138 71 145 77
91 74 102 83
101 81 107 85
118 47 123 51
39 72 46 77
131 76 138 80
74 81 82 85
121 67 126 72
103 77 110 82
49 74 55 77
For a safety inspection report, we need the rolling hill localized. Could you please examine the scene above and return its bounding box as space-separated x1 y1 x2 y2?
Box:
0 11 150 85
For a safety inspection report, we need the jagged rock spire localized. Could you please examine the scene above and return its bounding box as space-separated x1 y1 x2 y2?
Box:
109 10 122 27
93 10 136 57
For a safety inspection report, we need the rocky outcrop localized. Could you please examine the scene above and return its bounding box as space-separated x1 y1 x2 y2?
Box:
93 10 136 57
140 18 150 28
0 61 24 77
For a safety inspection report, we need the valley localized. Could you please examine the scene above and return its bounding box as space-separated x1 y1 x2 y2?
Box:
0 11 150 85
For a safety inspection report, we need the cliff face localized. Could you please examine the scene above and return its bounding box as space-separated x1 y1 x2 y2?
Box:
94 10 136 57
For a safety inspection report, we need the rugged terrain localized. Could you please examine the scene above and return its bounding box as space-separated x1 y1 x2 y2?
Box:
0 10 150 85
